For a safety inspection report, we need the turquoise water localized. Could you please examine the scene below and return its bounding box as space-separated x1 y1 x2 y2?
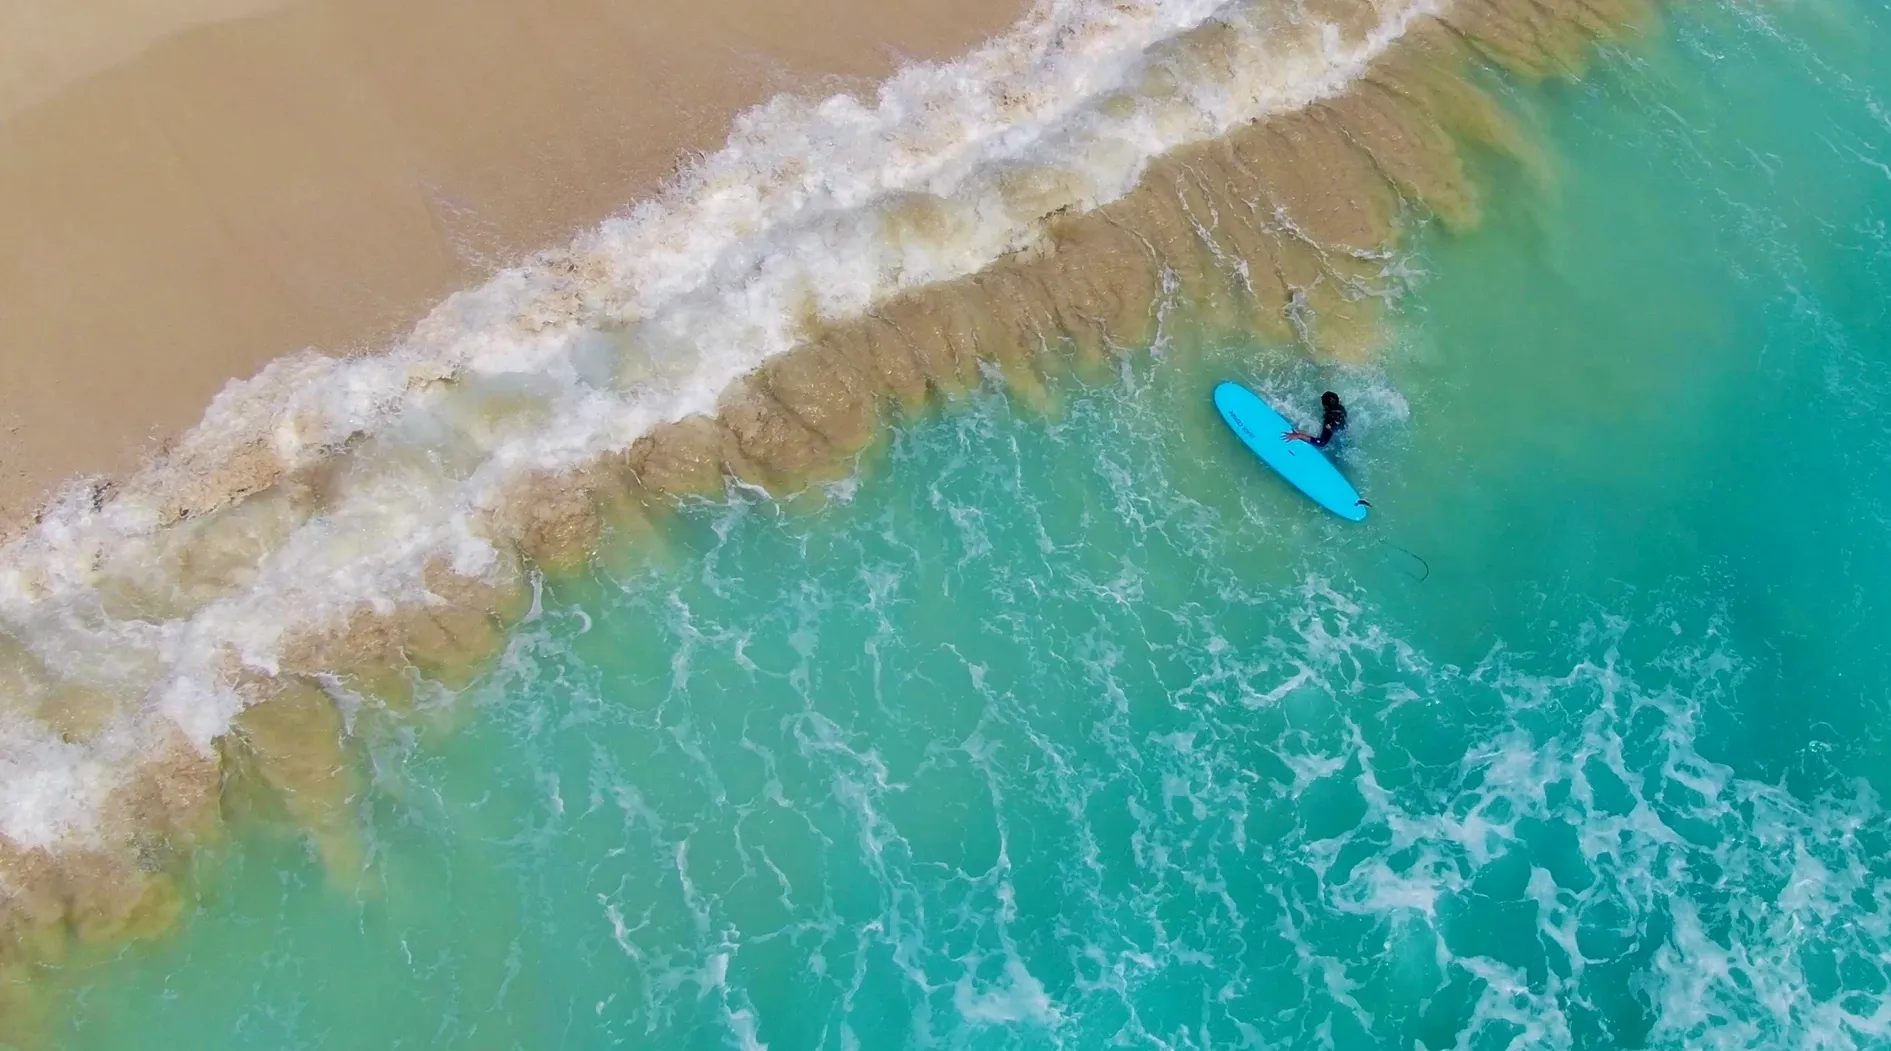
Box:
44 2 1891 1048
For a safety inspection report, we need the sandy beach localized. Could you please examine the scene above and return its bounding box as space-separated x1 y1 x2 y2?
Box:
0 0 1024 530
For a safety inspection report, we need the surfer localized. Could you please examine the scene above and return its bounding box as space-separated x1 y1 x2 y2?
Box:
1284 391 1347 448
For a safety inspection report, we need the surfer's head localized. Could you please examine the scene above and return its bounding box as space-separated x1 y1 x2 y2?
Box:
1321 391 1342 411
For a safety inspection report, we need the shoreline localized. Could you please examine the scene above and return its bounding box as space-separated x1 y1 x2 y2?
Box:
0 0 1649 1013
0 0 1026 534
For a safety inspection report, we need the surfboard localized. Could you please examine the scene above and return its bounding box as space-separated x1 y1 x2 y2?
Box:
1213 381 1369 522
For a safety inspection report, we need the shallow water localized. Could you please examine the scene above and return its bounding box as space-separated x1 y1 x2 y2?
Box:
38 0 1891 1047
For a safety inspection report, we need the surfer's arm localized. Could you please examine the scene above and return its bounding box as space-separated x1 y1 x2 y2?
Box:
1282 427 1334 447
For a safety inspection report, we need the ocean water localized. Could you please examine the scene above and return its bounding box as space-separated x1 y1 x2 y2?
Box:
33 0 1891 1047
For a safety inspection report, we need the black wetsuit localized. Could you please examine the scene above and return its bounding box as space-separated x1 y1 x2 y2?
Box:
1309 394 1347 448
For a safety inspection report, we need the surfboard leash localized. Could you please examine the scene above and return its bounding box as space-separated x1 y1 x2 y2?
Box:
1377 538 1431 582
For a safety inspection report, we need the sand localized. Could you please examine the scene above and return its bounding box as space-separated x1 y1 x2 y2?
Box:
0 0 1025 531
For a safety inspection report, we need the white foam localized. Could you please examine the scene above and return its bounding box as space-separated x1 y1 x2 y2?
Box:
0 0 1437 850
955 957 1063 1026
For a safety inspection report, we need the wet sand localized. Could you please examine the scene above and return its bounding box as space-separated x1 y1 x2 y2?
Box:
0 0 1025 531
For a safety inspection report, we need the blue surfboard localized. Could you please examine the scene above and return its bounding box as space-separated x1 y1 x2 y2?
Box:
1213 381 1369 522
